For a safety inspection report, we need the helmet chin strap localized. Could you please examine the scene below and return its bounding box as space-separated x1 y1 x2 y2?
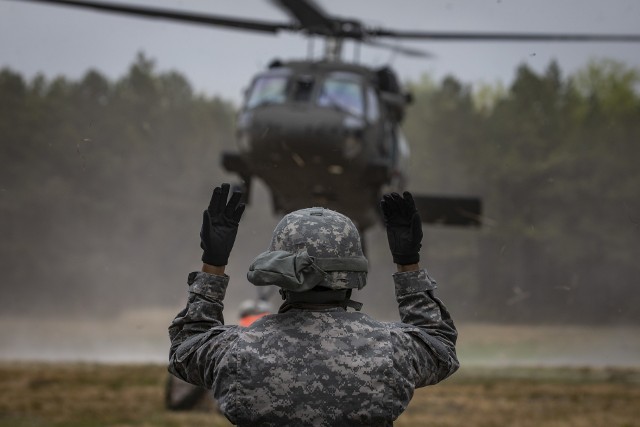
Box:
278 289 363 312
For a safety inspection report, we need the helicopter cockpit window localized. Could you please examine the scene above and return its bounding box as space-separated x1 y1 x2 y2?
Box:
246 75 288 108
317 75 364 116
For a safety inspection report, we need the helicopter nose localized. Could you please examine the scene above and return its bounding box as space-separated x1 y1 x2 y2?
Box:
245 105 363 153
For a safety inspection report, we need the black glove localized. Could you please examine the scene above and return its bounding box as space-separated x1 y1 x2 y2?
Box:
200 183 246 266
380 191 423 265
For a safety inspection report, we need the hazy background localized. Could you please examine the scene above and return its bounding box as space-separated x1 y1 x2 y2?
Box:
0 0 639 365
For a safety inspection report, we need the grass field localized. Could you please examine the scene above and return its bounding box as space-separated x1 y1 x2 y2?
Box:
0 363 638 427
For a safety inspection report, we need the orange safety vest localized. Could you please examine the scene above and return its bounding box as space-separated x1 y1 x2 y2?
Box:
239 312 269 327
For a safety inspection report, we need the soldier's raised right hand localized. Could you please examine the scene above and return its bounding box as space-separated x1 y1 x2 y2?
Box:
200 183 246 267
380 191 423 265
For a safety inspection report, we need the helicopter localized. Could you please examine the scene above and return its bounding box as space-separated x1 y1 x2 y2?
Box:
9 0 640 412
11 0 640 234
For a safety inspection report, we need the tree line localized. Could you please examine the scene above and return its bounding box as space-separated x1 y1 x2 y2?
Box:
0 54 236 316
403 60 640 323
1 54 638 323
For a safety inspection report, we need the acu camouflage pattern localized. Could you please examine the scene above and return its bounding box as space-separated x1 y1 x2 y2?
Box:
169 268 459 426
267 207 367 290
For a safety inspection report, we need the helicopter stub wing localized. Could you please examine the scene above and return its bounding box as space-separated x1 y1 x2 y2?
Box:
412 195 482 227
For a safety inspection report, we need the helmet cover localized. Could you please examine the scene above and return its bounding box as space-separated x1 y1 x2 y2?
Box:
249 207 367 291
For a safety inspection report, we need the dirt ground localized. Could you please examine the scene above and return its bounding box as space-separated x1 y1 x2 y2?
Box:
0 363 638 427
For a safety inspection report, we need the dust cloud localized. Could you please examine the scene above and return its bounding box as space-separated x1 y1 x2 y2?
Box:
2 311 639 366
1 178 639 366
1 129 638 366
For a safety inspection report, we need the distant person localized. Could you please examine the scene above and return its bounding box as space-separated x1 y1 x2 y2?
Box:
237 299 272 327
168 183 459 426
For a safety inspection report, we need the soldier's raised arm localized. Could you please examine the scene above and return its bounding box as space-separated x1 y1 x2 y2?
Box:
381 191 459 386
168 183 245 386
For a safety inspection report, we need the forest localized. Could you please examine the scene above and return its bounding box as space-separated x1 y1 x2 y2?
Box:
1 54 638 323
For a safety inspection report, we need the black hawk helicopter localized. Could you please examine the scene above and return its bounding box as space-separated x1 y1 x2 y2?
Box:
15 0 640 234
12 0 640 411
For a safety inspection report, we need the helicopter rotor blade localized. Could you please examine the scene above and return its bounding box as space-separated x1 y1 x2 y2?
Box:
366 28 640 43
362 39 434 58
270 0 334 34
17 0 298 34
13 0 640 63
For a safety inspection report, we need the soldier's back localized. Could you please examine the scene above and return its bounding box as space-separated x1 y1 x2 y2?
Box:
218 309 403 426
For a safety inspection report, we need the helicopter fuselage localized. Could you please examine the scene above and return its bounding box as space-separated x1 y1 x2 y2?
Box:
223 60 409 230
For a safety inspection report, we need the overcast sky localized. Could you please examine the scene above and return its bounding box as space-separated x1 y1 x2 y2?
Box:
1 0 639 104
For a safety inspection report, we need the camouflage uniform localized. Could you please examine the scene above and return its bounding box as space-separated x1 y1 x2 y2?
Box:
169 269 458 426
169 208 458 426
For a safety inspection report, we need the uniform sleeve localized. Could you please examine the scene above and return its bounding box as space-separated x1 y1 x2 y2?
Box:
392 268 459 387
167 271 239 395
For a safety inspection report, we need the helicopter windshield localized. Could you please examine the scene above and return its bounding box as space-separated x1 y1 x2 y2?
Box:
317 74 364 116
246 75 288 108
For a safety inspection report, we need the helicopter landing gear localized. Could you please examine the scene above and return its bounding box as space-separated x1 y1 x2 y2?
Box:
230 175 252 205
165 374 218 412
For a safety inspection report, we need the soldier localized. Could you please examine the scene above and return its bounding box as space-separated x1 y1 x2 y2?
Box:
168 183 459 426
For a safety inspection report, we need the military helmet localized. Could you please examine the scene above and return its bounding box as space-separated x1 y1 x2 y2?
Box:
248 207 368 292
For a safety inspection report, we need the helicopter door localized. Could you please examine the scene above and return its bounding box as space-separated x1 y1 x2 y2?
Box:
393 128 410 190
365 86 388 156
